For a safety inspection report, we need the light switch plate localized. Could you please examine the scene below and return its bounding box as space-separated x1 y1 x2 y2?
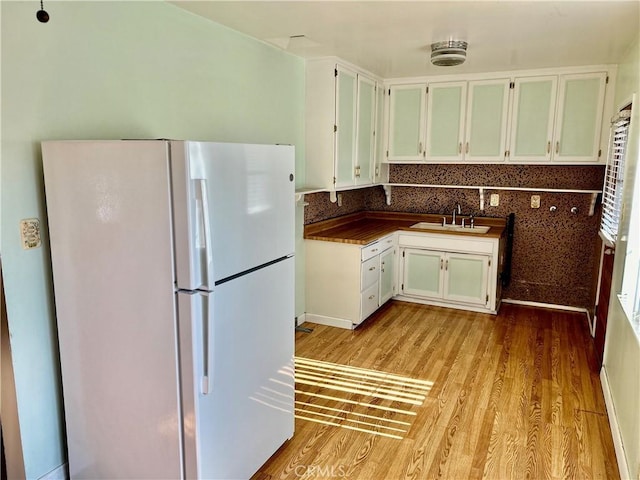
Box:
490 193 500 207
531 195 541 208
20 218 41 250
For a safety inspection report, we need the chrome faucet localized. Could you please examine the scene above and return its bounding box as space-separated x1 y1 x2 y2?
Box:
452 203 461 225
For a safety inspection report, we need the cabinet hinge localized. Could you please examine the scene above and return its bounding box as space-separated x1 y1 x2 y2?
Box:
486 294 489 302
509 81 515 89
401 284 404 291
388 89 391 96
334 124 337 133
335 68 338 77
333 176 336 184
426 86 429 94
402 251 405 257
386 150 389 158
598 149 602 157
606 75 609 84
488 259 491 267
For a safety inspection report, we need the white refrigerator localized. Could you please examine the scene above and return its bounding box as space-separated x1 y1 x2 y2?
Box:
42 140 295 479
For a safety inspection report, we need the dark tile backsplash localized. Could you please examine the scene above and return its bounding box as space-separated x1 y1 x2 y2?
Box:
389 164 605 190
304 164 606 310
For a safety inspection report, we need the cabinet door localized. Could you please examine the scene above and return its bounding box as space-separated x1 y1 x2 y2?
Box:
374 81 386 182
509 76 558 162
465 79 510 162
401 248 443 299
388 84 426 161
379 247 396 305
443 252 489 305
355 75 376 185
426 82 467 161
335 66 357 187
553 72 606 162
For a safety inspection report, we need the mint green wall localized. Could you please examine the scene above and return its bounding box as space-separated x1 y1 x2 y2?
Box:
603 33 640 480
0 2 304 477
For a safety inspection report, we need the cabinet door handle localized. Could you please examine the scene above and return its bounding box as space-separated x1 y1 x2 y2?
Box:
445 259 449 271
369 266 376 271
369 295 375 300
381 262 385 273
547 141 551 154
440 258 444 270
555 141 560 154
465 142 470 154
371 248 378 252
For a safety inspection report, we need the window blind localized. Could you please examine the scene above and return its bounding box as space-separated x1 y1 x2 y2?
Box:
600 109 631 243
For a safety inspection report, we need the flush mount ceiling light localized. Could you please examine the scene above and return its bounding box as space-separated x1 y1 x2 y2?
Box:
431 40 468 66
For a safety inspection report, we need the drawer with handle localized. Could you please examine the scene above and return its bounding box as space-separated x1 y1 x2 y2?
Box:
361 256 379 289
379 235 394 251
360 283 379 321
361 241 381 262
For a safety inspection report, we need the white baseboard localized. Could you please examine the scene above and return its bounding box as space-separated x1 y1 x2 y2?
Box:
502 298 589 314
295 313 307 326
303 313 354 330
39 463 68 480
600 367 631 480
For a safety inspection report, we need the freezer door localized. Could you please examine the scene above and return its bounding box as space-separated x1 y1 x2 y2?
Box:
177 257 295 479
171 142 295 289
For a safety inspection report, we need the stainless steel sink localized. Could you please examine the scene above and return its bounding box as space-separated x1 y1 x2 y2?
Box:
410 222 491 234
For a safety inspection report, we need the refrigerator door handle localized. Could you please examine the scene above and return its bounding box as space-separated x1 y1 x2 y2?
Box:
201 292 214 395
196 179 214 290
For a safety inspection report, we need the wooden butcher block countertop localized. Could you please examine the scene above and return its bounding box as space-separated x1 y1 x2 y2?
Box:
304 211 506 245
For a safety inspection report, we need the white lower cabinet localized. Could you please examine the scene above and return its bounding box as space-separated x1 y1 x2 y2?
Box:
402 249 489 306
379 246 396 304
305 230 503 329
398 232 503 314
305 235 396 329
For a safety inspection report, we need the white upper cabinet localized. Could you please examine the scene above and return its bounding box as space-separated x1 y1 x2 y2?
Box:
425 82 467 161
304 58 381 191
355 74 377 185
397 78 510 163
387 84 427 161
335 66 358 187
553 72 607 162
509 72 607 163
464 79 511 162
509 76 558 162
382 66 612 166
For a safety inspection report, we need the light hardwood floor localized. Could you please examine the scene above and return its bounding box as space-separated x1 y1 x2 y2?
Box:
252 301 619 480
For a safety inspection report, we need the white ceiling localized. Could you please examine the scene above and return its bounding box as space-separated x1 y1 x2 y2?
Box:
172 1 639 79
